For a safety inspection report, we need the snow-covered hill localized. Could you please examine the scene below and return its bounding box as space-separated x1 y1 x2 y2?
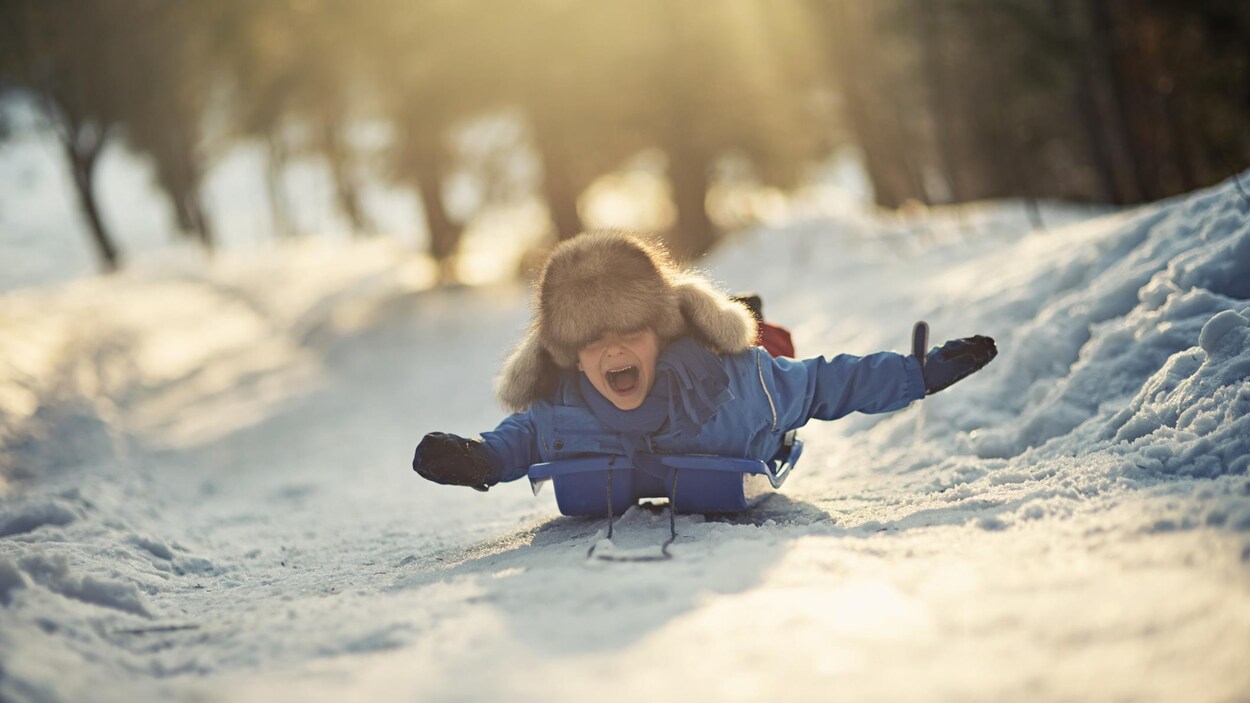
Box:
1 178 1248 702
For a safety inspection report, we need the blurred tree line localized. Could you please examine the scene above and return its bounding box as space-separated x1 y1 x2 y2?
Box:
0 0 1246 276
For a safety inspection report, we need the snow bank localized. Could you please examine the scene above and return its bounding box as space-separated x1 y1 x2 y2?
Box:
1108 309 1250 477
956 185 1250 472
861 183 1250 541
2 177 1249 703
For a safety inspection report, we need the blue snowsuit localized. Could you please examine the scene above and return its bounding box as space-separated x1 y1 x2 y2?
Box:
478 336 926 484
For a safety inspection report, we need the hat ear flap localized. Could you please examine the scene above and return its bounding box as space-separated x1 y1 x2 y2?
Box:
673 276 759 354
496 328 562 412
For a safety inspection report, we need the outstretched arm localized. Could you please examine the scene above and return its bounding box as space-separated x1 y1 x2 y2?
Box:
765 350 927 432
763 326 997 431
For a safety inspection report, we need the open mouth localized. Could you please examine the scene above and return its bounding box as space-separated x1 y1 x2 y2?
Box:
605 365 639 394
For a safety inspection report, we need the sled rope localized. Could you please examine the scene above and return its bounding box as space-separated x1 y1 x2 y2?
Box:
587 467 679 562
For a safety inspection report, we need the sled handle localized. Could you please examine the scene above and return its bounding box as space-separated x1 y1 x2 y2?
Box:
912 320 929 369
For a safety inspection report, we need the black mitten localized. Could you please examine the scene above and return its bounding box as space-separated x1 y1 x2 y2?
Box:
922 335 998 395
412 432 497 492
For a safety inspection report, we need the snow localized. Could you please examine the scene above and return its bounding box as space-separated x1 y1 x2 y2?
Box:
2 162 1250 702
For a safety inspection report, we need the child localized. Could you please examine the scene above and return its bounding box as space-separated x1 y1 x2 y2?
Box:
412 231 996 492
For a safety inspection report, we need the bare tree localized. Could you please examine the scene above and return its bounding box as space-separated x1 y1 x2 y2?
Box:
361 0 506 279
0 0 128 271
115 0 220 250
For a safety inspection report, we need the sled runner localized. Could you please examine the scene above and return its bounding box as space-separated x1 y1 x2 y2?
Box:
527 432 803 517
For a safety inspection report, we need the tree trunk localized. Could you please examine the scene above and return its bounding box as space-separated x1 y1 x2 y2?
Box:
1161 88 1198 193
666 146 716 260
186 188 214 253
412 145 459 270
1025 198 1045 231
321 118 372 237
60 125 120 273
1088 0 1151 202
171 187 197 236
810 1 912 208
918 0 963 203
1051 0 1119 203
163 168 214 252
533 120 584 241
265 131 297 239
657 2 718 257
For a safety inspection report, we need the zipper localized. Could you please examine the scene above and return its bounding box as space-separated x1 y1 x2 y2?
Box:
756 348 778 431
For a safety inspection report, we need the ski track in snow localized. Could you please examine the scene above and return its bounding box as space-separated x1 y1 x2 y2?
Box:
1 179 1250 702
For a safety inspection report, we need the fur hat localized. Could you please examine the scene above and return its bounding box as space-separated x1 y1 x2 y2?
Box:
496 231 758 411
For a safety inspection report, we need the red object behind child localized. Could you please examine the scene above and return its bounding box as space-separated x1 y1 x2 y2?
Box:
758 322 795 358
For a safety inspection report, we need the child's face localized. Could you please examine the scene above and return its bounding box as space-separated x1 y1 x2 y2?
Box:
576 328 661 410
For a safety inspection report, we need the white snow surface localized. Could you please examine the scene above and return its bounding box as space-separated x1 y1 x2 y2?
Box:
2 178 1250 702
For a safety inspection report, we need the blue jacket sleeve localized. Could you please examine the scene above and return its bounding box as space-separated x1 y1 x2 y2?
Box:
763 349 926 432
479 411 542 484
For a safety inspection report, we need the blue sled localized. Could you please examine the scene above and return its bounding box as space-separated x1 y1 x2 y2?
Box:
527 435 803 517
